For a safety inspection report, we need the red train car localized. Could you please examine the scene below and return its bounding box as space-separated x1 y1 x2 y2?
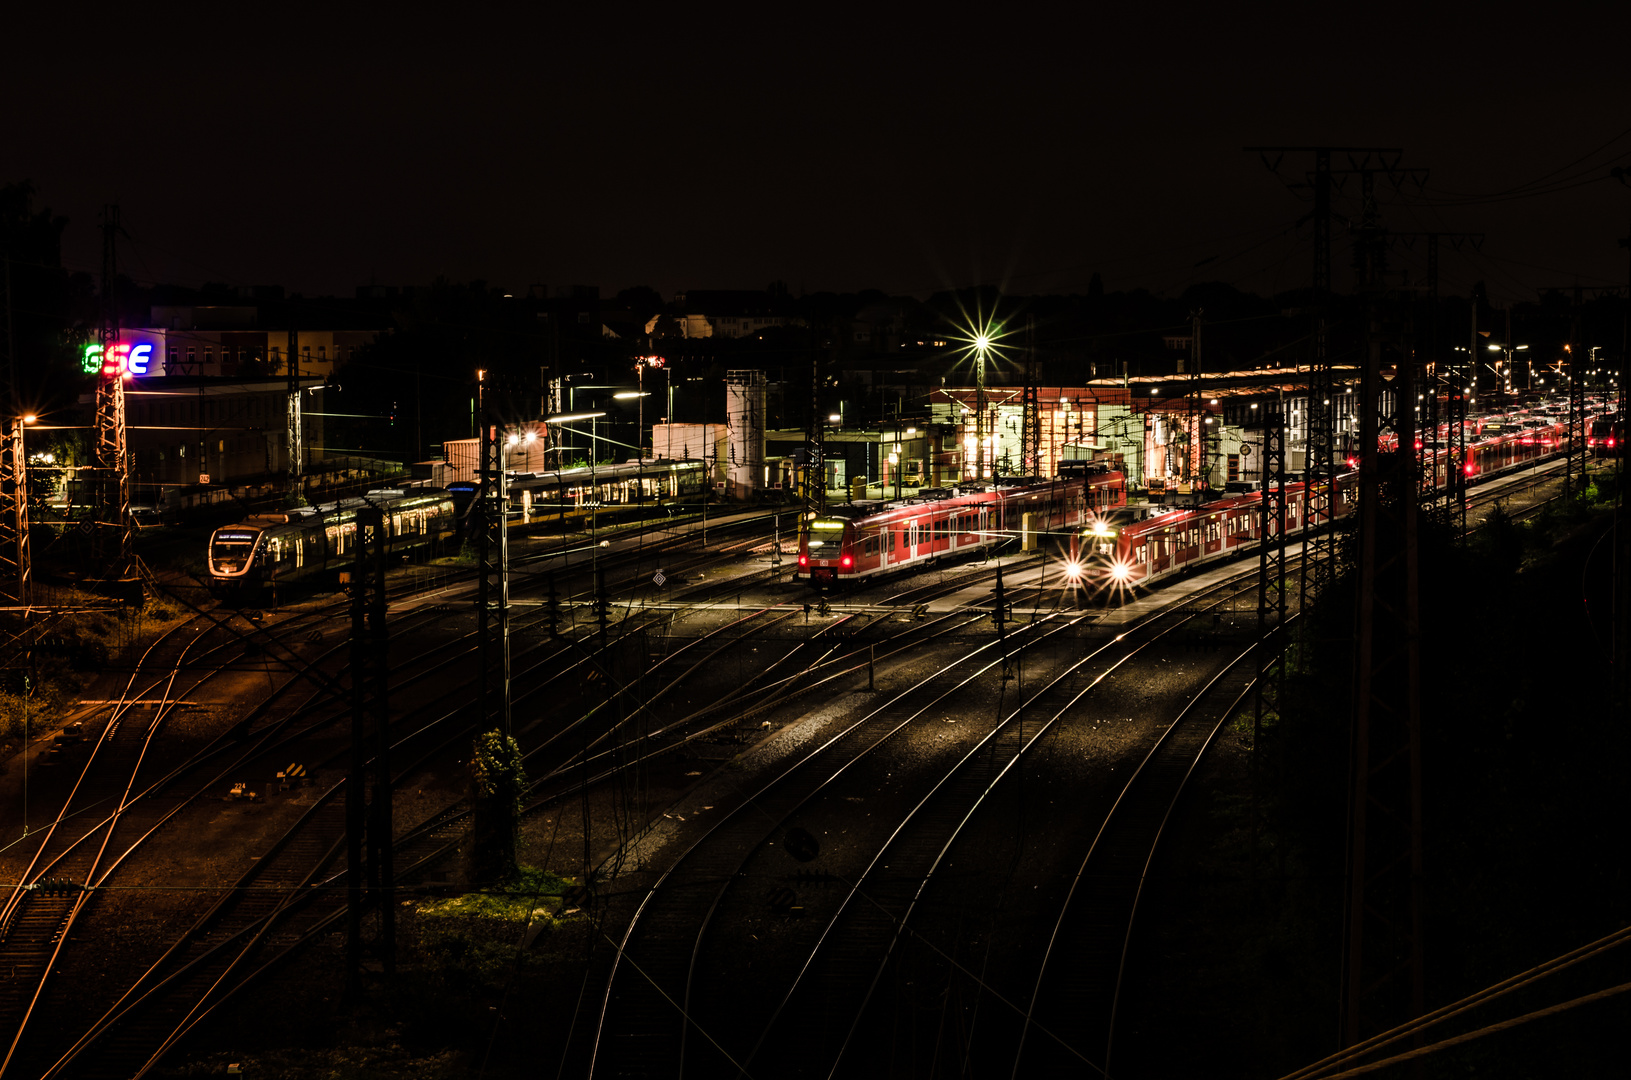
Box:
796 466 1127 588
1073 417 1580 595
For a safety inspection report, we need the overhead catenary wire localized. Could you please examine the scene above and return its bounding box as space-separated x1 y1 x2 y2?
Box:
1279 922 1631 1080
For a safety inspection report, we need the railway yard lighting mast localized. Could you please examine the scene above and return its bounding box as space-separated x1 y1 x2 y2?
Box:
93 205 133 581
975 333 989 482
0 414 33 606
1487 342 1528 394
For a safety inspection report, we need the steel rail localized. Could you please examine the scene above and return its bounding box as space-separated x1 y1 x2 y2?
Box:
731 577 1265 1078
1011 616 1298 1076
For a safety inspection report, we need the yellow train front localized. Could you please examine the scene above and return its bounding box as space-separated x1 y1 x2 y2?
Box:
795 513 857 587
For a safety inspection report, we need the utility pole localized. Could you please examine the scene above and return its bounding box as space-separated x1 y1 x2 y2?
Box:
93 206 132 581
1254 402 1286 748
803 353 825 513
974 337 987 483
475 370 512 739
1345 163 1425 1049
1021 315 1040 476
1386 231 1484 506
287 323 302 502
1567 287 1584 502
0 254 28 606
1248 146 1421 608
1532 283 1625 500
1188 309 1203 492
1613 173 1631 713
347 502 391 995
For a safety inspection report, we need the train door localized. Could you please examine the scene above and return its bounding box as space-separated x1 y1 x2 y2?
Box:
907 519 920 559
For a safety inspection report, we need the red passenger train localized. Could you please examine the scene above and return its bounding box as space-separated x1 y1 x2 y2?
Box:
796 465 1127 588
1070 412 1590 594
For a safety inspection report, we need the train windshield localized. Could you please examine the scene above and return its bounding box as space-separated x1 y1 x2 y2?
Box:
800 518 847 550
210 529 260 573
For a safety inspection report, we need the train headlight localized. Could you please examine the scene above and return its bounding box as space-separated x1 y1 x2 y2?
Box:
798 553 808 568
840 555 853 568
1109 561 1132 582
1064 561 1082 580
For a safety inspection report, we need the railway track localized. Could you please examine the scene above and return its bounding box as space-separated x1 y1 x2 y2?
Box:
576 560 1274 1079
19 519 808 1076
12 458 1587 1075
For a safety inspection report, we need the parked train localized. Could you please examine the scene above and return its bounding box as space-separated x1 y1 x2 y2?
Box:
796 465 1127 588
1069 411 1598 594
448 458 713 533
1588 416 1623 458
208 487 456 594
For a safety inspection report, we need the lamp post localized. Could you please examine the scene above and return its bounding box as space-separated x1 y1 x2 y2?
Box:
613 390 650 461
974 335 990 482
546 411 607 531
891 424 917 500
634 356 665 460
567 386 621 467
1487 342 1528 396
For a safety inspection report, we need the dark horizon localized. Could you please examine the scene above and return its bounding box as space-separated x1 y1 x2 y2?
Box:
6 6 1630 308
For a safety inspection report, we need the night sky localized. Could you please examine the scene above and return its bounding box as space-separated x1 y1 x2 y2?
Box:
7 5 1631 305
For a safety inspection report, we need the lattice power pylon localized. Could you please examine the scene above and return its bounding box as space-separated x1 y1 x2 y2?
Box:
93 206 132 576
1255 410 1287 741
803 353 826 512
0 418 28 606
1345 179 1425 1045
347 504 393 993
287 327 303 500
1021 315 1041 476
475 372 512 738
0 252 26 606
1248 146 1416 607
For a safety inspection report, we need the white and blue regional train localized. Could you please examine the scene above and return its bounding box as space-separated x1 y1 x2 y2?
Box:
207 488 456 593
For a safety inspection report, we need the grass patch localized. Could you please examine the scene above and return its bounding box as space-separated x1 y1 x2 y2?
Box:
416 866 576 923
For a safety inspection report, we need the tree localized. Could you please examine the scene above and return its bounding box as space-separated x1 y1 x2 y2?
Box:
1 181 90 415
468 730 527 886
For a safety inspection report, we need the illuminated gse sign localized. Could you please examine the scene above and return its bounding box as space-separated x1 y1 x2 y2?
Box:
81 343 153 377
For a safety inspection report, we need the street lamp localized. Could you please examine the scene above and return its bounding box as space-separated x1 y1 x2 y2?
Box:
1487 343 1528 394
546 411 608 531
634 356 665 459
890 424 917 500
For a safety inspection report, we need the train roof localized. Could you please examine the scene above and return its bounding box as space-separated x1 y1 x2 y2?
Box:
219 487 453 531
491 458 706 485
815 473 1109 523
